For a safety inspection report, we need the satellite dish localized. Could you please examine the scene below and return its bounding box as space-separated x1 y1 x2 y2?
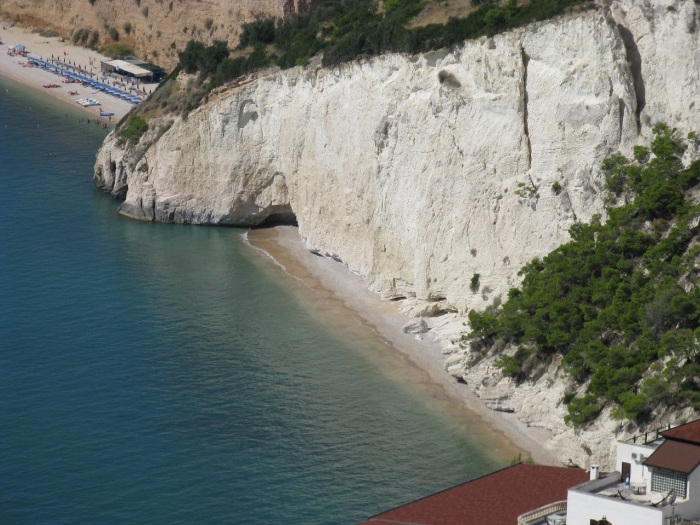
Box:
668 489 677 505
656 489 676 507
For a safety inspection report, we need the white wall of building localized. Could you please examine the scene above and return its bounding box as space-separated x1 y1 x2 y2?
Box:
686 466 700 519
566 489 663 525
564 435 700 525
617 441 656 485
663 466 700 522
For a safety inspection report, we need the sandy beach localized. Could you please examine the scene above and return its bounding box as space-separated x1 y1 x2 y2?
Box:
247 226 560 466
0 22 144 121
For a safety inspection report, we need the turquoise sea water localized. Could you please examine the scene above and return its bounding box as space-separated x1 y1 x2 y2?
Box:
0 78 503 524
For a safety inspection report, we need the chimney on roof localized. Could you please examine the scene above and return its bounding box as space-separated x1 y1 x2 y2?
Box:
590 465 600 480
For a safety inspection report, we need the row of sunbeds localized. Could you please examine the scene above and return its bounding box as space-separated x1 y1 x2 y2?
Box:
28 57 143 105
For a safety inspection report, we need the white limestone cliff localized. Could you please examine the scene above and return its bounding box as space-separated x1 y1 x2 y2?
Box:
94 0 700 468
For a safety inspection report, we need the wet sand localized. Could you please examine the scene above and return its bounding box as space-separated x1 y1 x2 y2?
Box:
246 225 559 466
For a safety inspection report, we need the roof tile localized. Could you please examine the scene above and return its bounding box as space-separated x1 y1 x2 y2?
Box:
662 420 700 445
358 464 588 525
643 439 700 475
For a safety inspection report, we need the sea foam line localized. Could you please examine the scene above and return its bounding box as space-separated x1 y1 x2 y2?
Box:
240 230 306 285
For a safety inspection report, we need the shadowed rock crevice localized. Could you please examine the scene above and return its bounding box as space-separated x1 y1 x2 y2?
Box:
617 22 645 132
521 46 532 170
619 97 625 146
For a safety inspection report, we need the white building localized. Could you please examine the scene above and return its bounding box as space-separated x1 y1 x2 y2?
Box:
522 420 700 525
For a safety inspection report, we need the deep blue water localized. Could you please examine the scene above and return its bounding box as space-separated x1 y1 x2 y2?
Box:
0 78 503 524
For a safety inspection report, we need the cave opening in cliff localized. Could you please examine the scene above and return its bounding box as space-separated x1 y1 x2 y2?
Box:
257 206 298 228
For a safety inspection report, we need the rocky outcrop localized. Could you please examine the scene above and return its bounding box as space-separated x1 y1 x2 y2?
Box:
402 318 429 334
94 0 700 468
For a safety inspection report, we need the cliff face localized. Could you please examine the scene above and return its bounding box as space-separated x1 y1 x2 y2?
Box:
0 0 324 68
94 0 700 467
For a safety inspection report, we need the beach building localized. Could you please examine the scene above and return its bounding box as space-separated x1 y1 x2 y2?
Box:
359 419 700 525
100 57 164 83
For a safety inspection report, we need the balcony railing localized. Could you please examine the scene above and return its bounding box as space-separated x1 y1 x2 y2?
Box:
517 501 567 525
627 423 673 445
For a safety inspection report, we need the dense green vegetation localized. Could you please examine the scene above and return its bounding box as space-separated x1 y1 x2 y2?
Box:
467 125 700 426
120 114 149 145
170 0 593 107
236 0 593 68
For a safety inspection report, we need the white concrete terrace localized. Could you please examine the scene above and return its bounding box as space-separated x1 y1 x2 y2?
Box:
566 472 694 525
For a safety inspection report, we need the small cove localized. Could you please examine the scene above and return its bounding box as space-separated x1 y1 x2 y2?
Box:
0 76 506 524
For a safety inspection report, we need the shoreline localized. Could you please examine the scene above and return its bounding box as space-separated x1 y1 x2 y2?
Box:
246 225 560 467
0 22 140 121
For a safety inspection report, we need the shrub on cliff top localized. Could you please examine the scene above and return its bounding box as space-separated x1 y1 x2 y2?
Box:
172 0 592 101
238 19 276 48
121 114 149 145
72 28 91 45
179 40 230 75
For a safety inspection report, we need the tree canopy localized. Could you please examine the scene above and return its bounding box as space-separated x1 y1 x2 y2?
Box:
173 0 594 96
467 125 700 426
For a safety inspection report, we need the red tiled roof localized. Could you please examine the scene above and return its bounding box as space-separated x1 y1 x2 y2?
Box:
643 439 700 474
358 464 589 525
662 419 700 445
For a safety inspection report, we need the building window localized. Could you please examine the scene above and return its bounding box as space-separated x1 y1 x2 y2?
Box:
651 468 687 498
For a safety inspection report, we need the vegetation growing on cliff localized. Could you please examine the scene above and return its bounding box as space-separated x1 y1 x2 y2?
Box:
467 125 700 427
142 0 592 117
235 0 594 68
119 114 149 145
